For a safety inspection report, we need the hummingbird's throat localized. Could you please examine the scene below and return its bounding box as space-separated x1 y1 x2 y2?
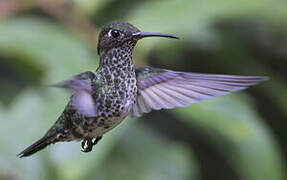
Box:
99 40 136 68
95 45 138 123
98 44 136 90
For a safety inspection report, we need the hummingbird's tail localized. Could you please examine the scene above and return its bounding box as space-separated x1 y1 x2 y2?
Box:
17 133 59 158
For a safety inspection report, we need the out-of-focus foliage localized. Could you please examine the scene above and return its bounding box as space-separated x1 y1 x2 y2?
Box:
0 0 286 180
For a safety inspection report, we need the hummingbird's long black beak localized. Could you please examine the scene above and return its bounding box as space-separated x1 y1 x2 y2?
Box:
133 32 179 40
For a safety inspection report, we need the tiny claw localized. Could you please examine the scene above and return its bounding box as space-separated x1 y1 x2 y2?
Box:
92 136 103 146
81 137 93 153
81 136 103 153
81 139 86 149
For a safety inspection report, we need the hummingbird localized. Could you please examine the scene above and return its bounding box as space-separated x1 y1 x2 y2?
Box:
18 21 267 158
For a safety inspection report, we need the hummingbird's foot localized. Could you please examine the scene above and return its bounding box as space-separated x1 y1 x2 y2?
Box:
81 136 103 153
92 136 103 146
81 137 93 153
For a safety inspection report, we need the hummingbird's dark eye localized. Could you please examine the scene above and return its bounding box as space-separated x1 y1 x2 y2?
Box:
110 30 120 38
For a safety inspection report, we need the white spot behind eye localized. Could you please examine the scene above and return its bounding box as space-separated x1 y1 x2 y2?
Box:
108 30 112 37
108 29 121 38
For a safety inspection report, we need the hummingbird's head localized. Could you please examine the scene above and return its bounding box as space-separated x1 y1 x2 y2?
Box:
97 21 179 55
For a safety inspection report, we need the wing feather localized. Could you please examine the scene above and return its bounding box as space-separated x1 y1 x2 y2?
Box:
153 84 191 107
130 66 267 117
152 85 187 107
137 95 151 113
70 90 97 117
51 71 98 117
149 86 175 108
145 88 171 109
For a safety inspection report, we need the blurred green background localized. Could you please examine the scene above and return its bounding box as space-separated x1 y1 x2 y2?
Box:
0 0 287 180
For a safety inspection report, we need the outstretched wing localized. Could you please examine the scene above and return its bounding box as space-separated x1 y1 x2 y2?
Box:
50 71 95 92
51 71 98 117
131 66 267 117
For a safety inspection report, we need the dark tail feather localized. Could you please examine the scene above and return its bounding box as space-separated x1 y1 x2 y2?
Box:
17 134 57 158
